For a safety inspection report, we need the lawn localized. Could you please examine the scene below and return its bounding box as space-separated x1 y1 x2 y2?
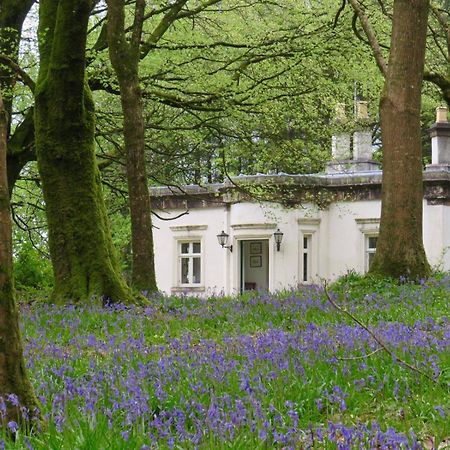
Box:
3 274 450 449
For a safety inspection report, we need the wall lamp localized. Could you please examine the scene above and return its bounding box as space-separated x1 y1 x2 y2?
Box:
274 228 284 251
217 230 233 252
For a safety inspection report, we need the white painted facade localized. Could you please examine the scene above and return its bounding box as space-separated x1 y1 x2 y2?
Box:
151 111 450 296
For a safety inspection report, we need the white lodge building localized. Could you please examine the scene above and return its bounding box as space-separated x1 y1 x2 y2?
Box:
151 107 450 296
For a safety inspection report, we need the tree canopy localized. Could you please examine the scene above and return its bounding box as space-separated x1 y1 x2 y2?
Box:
1 0 446 289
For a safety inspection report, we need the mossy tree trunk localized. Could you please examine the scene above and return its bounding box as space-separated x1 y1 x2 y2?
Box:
35 0 135 304
0 91 40 427
106 0 157 293
369 0 431 279
0 0 36 195
0 0 34 123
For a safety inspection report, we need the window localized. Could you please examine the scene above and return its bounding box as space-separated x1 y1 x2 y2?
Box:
355 218 380 273
365 235 378 272
302 235 312 282
298 218 320 283
179 241 202 285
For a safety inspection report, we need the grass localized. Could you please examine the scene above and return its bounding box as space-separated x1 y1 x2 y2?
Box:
2 274 450 449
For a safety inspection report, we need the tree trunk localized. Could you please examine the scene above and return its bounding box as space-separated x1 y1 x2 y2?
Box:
369 0 431 279
106 0 157 293
0 0 34 124
0 91 40 428
35 0 135 304
1 0 37 194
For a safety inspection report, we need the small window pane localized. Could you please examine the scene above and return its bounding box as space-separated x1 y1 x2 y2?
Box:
192 257 201 283
181 258 189 283
192 242 201 254
181 243 189 254
303 236 308 249
368 236 377 250
303 252 308 282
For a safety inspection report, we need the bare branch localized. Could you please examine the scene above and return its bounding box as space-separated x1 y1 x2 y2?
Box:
0 55 35 92
141 0 189 57
423 71 450 107
323 283 435 383
151 210 189 221
431 4 450 62
337 347 383 361
347 0 388 76
332 0 347 29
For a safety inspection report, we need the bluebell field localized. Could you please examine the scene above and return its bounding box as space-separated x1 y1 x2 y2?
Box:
3 275 450 449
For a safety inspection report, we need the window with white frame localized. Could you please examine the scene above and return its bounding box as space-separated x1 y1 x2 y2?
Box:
298 218 320 283
302 234 312 282
179 241 202 285
355 218 379 273
365 235 378 272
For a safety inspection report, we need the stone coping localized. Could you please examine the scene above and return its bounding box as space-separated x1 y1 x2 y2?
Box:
150 167 450 198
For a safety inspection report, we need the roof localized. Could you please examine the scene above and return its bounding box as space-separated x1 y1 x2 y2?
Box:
149 166 450 209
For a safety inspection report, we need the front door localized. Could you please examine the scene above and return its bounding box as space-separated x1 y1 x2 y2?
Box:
240 239 269 292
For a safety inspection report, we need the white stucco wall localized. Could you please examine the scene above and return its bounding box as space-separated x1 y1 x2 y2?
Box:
444 205 450 270
423 201 450 271
152 197 450 296
153 206 226 295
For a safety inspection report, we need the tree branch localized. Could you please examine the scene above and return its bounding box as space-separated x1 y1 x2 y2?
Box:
151 210 189 221
0 55 35 93
131 0 145 50
423 71 450 107
347 0 388 76
323 283 435 382
141 0 189 57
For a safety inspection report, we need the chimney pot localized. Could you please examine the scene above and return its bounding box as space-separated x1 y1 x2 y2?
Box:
334 103 346 123
436 106 448 123
428 107 450 166
356 101 369 120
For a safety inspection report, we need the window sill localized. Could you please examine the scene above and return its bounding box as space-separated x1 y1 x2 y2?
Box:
171 286 205 294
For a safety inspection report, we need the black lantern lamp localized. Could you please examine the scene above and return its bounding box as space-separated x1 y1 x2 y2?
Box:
274 228 284 251
217 230 233 252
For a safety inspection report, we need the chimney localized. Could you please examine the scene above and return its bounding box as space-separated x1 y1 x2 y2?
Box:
327 100 380 173
331 103 351 160
355 100 368 121
331 134 351 160
353 101 372 160
429 106 450 166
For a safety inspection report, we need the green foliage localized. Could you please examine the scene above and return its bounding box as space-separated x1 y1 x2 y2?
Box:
330 270 396 295
92 0 387 190
13 241 53 290
108 208 132 282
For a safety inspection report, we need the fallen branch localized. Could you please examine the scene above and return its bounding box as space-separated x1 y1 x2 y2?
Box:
323 283 436 383
337 346 383 361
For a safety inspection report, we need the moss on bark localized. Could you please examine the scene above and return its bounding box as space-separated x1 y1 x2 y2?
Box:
35 0 136 304
0 91 42 429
